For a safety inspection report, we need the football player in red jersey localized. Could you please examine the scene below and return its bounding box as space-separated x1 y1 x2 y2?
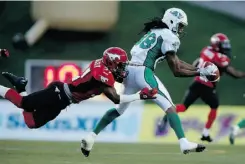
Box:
0 47 157 129
158 33 245 142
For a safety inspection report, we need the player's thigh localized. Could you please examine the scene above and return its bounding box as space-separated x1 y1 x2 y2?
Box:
116 71 139 115
200 87 219 109
124 65 141 91
152 76 175 111
133 66 151 89
22 82 66 111
116 85 138 115
21 88 55 112
32 108 61 128
182 82 201 109
135 67 174 111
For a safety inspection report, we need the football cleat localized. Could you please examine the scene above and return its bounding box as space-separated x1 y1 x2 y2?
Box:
200 135 213 143
2 72 28 93
180 141 206 154
80 132 96 157
229 126 238 145
81 139 90 157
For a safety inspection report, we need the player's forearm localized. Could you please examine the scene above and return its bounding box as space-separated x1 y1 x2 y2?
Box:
119 94 140 104
173 68 200 77
103 86 141 104
230 71 245 79
226 66 245 79
179 60 198 71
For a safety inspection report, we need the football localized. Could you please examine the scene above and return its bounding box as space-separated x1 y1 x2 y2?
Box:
203 61 220 82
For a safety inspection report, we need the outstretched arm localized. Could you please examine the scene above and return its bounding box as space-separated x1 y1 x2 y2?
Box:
102 85 157 104
225 66 245 78
165 51 200 77
103 86 139 104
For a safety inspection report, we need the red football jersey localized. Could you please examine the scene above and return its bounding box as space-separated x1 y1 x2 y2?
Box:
66 59 115 103
195 46 230 88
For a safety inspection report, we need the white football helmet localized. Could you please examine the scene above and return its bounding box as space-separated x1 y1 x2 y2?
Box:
162 8 188 36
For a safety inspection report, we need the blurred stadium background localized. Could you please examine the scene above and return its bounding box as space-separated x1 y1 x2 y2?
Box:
0 1 245 164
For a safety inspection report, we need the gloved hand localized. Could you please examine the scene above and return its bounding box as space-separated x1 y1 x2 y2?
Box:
198 63 217 82
140 87 158 100
0 49 10 58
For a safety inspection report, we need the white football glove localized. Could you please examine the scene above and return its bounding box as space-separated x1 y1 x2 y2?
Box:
198 64 217 82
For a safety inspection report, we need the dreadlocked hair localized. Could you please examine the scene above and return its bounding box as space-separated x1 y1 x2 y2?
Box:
139 16 168 35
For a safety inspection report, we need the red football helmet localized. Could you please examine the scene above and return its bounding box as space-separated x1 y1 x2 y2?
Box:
102 47 129 82
210 33 231 58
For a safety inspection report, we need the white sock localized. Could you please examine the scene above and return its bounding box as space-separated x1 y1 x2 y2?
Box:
90 132 97 138
233 125 240 136
179 138 188 145
202 128 210 137
20 92 28 96
0 85 10 98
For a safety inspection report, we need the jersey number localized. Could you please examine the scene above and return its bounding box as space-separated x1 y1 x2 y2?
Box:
136 32 156 49
72 68 91 81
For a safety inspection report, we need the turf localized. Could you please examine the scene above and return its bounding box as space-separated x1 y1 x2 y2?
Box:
0 140 243 164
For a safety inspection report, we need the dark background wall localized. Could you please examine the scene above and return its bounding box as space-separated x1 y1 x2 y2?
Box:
0 1 245 105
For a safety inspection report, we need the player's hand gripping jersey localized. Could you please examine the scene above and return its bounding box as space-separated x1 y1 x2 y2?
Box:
195 46 230 87
130 28 180 70
65 59 115 103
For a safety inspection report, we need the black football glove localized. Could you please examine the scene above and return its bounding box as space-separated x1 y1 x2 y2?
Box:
0 49 10 58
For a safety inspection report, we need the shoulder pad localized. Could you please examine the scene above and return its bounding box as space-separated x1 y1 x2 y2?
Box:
92 66 115 87
212 53 230 68
200 47 215 59
160 29 180 53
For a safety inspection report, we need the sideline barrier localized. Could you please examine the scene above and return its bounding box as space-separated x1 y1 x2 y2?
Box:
139 104 245 144
0 100 143 142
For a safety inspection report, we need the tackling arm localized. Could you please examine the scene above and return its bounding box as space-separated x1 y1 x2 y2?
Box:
102 86 140 104
102 85 157 104
225 66 245 78
166 51 200 77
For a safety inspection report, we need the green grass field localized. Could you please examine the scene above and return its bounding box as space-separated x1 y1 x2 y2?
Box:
0 140 243 164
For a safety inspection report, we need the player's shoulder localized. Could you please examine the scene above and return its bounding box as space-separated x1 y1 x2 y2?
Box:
90 59 115 87
200 47 230 67
155 29 180 53
159 28 180 44
200 46 216 59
